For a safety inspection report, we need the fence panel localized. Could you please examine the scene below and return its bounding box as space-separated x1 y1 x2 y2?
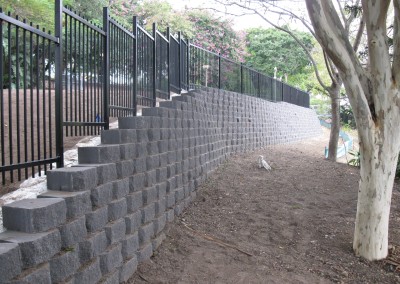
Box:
241 67 259 97
0 11 59 185
62 7 106 136
169 34 180 94
180 38 188 90
220 57 241 93
109 18 135 117
136 26 155 107
155 30 169 100
189 44 219 89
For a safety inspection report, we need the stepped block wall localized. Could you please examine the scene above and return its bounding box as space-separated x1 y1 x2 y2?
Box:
0 89 321 283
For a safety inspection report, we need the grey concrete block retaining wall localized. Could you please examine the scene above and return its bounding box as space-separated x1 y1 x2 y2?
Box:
0 89 321 283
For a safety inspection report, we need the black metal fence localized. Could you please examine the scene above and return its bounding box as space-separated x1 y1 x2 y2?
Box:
0 0 310 186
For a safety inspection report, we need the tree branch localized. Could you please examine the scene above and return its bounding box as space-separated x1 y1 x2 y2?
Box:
305 0 371 126
352 13 365 52
215 0 330 91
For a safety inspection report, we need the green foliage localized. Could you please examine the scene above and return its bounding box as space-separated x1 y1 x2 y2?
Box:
187 10 246 61
348 150 360 167
310 95 330 116
245 27 313 77
340 104 356 129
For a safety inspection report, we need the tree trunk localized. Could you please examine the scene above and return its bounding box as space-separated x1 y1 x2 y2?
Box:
327 91 340 161
353 139 399 260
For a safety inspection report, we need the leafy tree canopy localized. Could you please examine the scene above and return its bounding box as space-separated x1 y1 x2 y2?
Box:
245 27 314 78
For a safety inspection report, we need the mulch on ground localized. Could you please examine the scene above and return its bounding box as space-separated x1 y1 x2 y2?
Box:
128 130 400 284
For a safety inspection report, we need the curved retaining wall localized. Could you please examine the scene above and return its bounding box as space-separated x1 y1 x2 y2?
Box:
0 89 321 283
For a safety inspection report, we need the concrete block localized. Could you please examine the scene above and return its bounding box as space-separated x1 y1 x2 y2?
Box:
60 216 87 248
134 157 146 174
47 167 97 191
129 173 145 193
100 243 122 275
119 256 138 282
78 231 108 264
0 230 61 268
135 142 148 157
49 245 80 283
119 143 136 160
126 191 143 213
157 182 167 198
158 140 168 153
101 129 137 145
86 206 108 233
155 198 166 217
174 201 185 216
39 190 91 220
159 153 169 167
125 211 142 234
139 222 154 246
146 155 160 170
105 219 126 245
137 242 153 263
166 177 176 193
112 178 129 200
152 232 166 251
167 164 176 178
108 198 127 222
141 203 156 224
8 263 51 284
166 193 175 209
154 214 167 235
148 128 161 141
166 209 175 222
121 232 139 260
156 168 167 183
74 257 102 284
99 270 119 284
2 198 66 233
136 129 149 143
78 145 120 164
119 116 150 129
147 141 159 155
91 183 113 208
145 170 157 187
116 160 134 178
142 186 158 205
74 163 117 185
0 243 22 282
175 187 185 202
167 151 177 164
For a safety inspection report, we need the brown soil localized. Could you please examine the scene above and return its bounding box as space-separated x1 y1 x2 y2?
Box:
128 130 400 284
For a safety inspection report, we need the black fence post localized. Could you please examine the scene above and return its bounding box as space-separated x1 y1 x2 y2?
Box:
152 23 157 107
55 0 64 168
240 63 243 94
178 31 182 93
218 53 221 90
187 39 190 90
167 27 171 100
102 7 110 129
133 16 138 115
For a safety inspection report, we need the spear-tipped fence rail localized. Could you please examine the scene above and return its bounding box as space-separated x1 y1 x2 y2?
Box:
0 0 310 187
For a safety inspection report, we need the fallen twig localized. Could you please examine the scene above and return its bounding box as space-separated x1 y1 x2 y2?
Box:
181 221 253 257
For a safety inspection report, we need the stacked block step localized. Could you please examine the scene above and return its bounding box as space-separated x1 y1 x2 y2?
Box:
0 89 321 283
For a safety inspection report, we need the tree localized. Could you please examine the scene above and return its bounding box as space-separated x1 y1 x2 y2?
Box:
187 10 247 61
304 0 400 261
245 27 314 80
214 0 363 162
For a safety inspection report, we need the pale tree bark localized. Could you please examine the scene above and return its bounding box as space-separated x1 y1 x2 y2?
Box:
306 0 400 260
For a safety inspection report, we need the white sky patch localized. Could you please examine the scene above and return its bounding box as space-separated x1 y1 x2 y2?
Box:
0 120 119 233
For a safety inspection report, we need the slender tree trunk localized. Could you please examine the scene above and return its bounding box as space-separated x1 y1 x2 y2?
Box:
353 138 399 260
327 90 340 161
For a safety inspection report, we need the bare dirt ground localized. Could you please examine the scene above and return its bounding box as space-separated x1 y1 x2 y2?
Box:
129 129 400 284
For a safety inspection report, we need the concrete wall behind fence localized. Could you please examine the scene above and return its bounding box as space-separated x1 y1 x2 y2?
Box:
0 89 321 283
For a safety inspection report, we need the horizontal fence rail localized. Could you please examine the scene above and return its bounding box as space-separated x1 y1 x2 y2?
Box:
0 0 310 187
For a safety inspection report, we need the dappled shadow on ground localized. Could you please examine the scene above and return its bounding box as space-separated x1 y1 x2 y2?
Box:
129 131 400 284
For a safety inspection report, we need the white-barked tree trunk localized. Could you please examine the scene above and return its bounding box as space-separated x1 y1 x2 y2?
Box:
306 0 400 260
